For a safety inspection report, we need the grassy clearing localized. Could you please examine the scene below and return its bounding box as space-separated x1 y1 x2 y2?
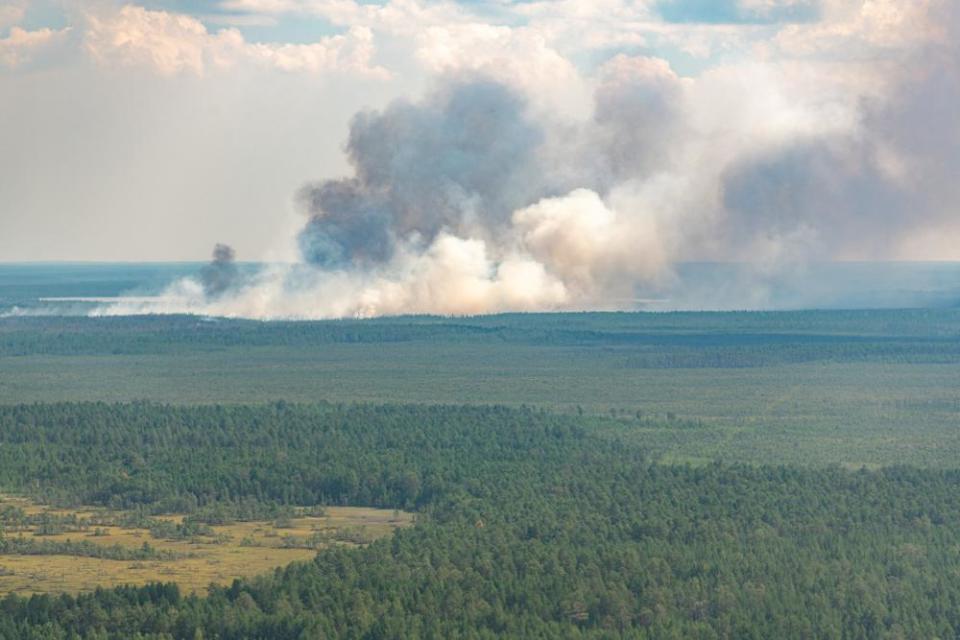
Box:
0 496 412 595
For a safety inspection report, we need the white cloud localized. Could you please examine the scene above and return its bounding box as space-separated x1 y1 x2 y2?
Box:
198 13 279 27
85 7 214 75
773 0 939 57
0 5 26 30
217 0 594 113
84 5 386 76
0 26 71 68
248 26 384 75
218 0 461 30
413 22 590 116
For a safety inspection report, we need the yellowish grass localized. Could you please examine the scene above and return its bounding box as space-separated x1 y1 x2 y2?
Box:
0 496 412 595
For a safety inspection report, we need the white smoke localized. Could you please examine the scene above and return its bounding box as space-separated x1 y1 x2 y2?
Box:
93 1 960 319
98 186 669 319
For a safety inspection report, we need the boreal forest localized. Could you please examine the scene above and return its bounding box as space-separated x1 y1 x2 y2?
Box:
0 310 959 638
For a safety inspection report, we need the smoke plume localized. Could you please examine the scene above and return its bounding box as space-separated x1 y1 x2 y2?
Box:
99 72 673 318
200 243 239 298
297 77 549 269
95 1 960 319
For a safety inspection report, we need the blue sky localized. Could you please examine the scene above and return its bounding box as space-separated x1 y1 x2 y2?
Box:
656 0 820 24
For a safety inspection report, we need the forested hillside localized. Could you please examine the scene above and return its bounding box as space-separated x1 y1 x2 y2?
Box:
1 403 959 638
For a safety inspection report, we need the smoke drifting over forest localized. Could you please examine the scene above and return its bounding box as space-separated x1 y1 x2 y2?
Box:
97 2 959 319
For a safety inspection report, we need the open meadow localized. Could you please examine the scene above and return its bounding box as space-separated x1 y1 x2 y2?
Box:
0 495 411 595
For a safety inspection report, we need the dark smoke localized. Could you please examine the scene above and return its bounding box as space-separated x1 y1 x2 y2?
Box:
294 65 690 271
721 140 910 259
591 56 683 188
297 76 549 268
200 243 238 298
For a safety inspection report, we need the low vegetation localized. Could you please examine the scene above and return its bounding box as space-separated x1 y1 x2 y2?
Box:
2 312 960 469
0 495 411 596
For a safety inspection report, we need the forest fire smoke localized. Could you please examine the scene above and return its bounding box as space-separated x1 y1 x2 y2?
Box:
98 2 960 319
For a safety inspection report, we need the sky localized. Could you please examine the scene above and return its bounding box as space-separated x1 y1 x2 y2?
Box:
0 0 958 273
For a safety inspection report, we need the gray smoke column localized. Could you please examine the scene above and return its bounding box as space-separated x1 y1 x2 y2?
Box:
200 243 239 298
297 76 549 269
97 70 674 318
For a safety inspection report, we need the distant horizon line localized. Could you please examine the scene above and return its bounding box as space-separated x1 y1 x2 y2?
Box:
2 260 960 267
